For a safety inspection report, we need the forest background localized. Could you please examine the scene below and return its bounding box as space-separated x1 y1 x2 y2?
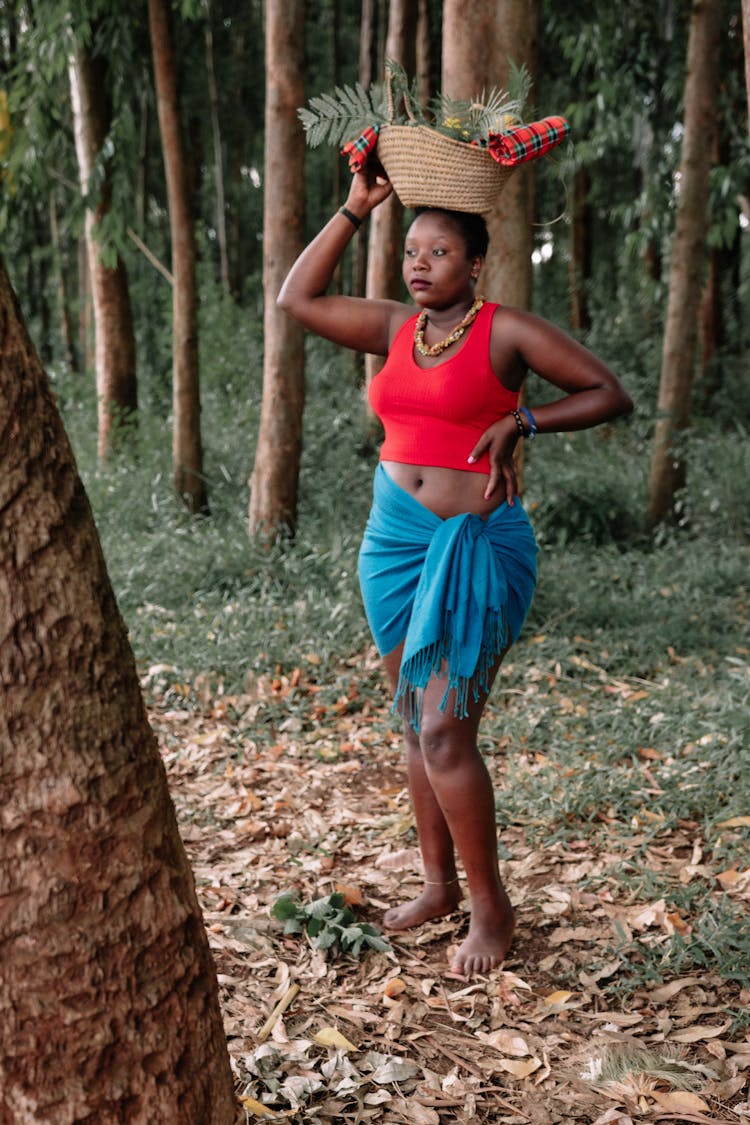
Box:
2 0 750 1121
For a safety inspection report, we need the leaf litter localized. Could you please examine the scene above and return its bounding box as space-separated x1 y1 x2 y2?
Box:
147 642 750 1123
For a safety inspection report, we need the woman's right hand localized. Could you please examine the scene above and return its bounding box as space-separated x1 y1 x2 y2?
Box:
345 165 393 219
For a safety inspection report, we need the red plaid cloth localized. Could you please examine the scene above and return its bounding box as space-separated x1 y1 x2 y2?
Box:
341 126 380 172
488 116 569 167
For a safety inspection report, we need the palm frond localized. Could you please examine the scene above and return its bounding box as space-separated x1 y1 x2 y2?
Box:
298 81 383 148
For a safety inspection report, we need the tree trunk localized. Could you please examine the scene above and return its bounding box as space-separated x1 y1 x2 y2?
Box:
68 39 138 459
0 261 236 1124
742 0 750 132
77 233 94 373
49 187 78 373
205 0 230 294
364 0 418 418
442 0 540 310
148 0 208 514
248 0 306 537
354 0 377 301
647 0 722 526
568 166 592 333
416 0 433 109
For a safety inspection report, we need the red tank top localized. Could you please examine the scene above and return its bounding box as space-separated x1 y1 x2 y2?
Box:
368 301 519 475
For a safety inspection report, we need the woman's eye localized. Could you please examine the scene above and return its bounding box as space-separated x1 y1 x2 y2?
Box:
432 248 446 256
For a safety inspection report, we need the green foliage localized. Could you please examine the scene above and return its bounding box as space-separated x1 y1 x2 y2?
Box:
271 892 391 958
298 58 533 151
429 62 532 142
298 81 385 148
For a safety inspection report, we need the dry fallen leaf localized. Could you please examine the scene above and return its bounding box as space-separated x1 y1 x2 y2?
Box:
335 882 364 906
497 1057 542 1078
238 1093 275 1116
479 1029 530 1057
313 1026 358 1051
650 1089 710 1113
670 1022 731 1043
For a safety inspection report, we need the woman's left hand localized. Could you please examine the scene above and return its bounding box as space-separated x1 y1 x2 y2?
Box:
468 416 520 505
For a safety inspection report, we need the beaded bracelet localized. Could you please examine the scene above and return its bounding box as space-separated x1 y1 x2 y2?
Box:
518 406 538 440
510 410 526 437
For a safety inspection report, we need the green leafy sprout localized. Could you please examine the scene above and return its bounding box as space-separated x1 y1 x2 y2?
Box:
272 892 391 958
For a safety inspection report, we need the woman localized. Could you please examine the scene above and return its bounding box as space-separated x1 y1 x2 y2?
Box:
278 168 632 977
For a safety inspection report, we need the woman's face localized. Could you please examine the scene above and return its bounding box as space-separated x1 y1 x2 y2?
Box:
402 212 483 309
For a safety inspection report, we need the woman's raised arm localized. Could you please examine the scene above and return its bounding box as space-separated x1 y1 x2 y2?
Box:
277 170 409 356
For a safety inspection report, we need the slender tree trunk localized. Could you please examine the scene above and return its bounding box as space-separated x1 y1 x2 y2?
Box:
0 260 236 1124
742 0 750 132
49 188 78 373
354 0 377 301
68 39 138 459
364 0 417 417
149 0 207 513
647 0 722 526
137 88 149 232
78 234 93 373
205 0 230 293
568 166 592 333
416 0 432 108
248 0 306 537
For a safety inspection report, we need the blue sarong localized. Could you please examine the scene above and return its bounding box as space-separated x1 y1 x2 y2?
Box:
358 465 538 730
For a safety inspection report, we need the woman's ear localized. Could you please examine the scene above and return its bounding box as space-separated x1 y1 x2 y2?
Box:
470 256 484 279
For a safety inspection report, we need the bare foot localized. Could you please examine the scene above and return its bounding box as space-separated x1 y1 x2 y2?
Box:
382 882 461 931
450 898 515 976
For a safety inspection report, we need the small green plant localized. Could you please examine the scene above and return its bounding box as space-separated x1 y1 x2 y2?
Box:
272 892 391 958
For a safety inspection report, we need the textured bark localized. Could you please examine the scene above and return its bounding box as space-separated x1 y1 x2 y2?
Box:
148 0 207 514
0 262 236 1123
442 0 539 310
68 41 137 457
364 0 417 412
647 0 722 525
248 0 306 536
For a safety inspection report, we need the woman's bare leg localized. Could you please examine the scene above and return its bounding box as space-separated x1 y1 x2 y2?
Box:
381 646 461 928
418 671 514 976
381 644 513 975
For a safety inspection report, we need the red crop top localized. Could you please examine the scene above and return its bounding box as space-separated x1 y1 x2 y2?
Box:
368 300 519 475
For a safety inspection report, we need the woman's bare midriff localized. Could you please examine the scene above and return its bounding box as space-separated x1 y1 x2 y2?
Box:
381 461 504 520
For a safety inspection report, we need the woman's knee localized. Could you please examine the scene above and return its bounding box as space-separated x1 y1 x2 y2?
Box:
418 712 477 771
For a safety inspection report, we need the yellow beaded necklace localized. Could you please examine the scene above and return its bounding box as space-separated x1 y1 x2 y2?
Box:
414 295 485 357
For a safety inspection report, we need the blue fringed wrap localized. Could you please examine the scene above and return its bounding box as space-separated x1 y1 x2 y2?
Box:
358 465 538 730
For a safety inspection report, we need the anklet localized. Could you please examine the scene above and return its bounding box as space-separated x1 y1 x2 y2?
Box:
423 876 460 885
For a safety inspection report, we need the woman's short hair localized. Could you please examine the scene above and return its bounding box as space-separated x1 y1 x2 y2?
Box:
413 208 489 260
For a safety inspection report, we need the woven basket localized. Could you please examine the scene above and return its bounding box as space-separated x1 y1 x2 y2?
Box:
377 124 514 215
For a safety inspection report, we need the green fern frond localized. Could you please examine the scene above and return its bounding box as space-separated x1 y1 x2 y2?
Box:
298 81 383 148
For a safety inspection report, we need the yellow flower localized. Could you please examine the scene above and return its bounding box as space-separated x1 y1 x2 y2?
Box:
443 116 462 130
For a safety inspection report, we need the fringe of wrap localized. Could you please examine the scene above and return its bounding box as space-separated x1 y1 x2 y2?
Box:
393 605 509 732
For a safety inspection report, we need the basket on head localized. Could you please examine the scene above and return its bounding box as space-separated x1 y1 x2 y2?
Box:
377 124 515 214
